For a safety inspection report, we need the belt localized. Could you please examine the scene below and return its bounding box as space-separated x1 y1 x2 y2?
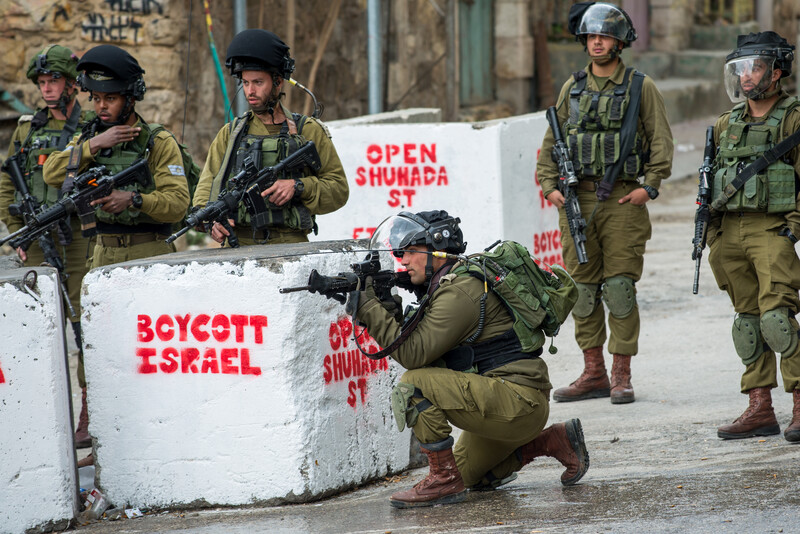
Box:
99 233 162 248
577 180 638 192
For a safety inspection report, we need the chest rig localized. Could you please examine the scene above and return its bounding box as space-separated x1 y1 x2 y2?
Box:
714 97 800 213
213 110 316 237
15 106 87 207
84 120 159 227
566 68 647 181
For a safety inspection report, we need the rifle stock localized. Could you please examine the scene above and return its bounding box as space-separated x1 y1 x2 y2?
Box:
545 106 588 264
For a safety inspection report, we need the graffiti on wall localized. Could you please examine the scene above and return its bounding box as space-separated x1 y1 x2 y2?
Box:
81 0 164 44
323 316 389 408
135 313 266 376
533 147 564 268
0 361 5 384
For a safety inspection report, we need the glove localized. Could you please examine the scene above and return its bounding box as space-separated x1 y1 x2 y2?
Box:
364 276 404 323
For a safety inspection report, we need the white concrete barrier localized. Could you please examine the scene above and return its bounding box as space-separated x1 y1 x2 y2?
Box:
81 241 410 509
0 259 78 534
321 111 564 267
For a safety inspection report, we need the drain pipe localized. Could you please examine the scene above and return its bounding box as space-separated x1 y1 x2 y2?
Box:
367 0 382 114
234 0 248 117
0 86 34 115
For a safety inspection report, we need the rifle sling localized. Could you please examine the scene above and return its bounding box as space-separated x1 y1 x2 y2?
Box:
353 262 456 360
711 127 800 210
597 69 645 201
56 103 82 150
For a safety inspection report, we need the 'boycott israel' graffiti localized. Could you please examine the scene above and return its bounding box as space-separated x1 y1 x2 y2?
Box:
324 316 389 407
355 143 449 208
135 313 266 375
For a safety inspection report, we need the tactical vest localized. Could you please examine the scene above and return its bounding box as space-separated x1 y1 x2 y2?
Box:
713 97 800 213
89 121 159 226
566 68 647 180
211 110 316 234
15 108 91 207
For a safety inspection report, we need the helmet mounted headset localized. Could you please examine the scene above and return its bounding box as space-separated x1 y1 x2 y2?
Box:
568 2 637 62
76 45 146 127
724 31 795 102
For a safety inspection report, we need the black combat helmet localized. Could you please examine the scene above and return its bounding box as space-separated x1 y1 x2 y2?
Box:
225 29 295 79
76 45 146 100
568 2 637 46
723 31 795 102
370 210 466 258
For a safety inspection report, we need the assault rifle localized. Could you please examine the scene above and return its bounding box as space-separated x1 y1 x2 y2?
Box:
279 251 412 304
1 158 151 250
1 151 75 317
546 106 588 264
166 141 322 248
692 126 715 295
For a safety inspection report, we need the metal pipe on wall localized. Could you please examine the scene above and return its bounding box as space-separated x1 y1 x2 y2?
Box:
367 0 383 114
234 0 248 116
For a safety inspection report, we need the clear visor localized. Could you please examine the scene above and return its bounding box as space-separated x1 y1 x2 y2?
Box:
723 56 775 103
368 214 427 259
577 4 628 41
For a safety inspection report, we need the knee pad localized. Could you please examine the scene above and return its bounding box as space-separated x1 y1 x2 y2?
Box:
732 314 763 365
573 283 600 318
602 276 636 319
760 308 799 357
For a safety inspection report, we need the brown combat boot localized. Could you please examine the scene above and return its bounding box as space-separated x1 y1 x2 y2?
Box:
77 453 94 468
717 387 780 439
390 438 466 508
553 347 610 402
610 354 635 404
517 419 589 486
74 387 92 449
785 389 800 443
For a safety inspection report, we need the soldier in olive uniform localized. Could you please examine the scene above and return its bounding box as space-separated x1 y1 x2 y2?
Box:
352 211 589 508
536 2 673 404
0 45 94 450
193 29 348 246
43 45 190 465
707 32 800 442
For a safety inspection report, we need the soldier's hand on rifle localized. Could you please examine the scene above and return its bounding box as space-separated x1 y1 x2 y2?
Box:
16 247 27 262
260 179 295 207
88 125 142 154
546 190 565 209
91 189 134 214
210 219 235 244
619 188 650 206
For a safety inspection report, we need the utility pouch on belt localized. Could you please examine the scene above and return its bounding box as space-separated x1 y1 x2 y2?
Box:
391 382 419 432
442 345 477 373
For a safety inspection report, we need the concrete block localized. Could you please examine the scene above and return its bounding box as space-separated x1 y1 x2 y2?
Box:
329 108 442 126
81 241 411 509
673 50 729 81
0 261 78 534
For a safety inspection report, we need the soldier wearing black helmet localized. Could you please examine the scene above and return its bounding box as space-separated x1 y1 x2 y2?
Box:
0 44 95 452
351 210 588 508
43 44 189 268
192 29 348 246
42 45 189 466
706 31 800 443
536 2 673 405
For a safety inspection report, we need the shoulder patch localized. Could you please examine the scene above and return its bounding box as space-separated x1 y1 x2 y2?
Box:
167 164 185 176
18 114 33 123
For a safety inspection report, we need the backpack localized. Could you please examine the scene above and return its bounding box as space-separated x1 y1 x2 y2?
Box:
452 241 578 354
148 124 202 210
